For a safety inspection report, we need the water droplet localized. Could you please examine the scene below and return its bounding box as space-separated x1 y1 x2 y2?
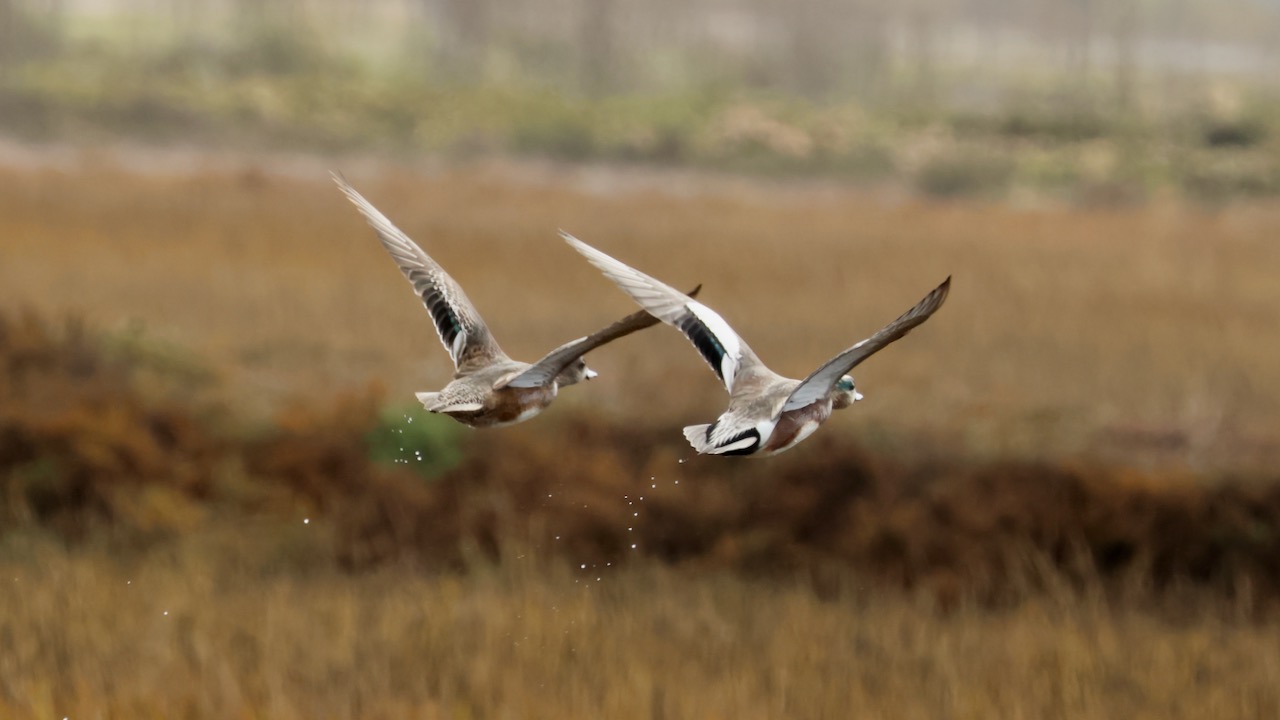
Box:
163 611 169 616
674 480 680 485
631 544 637 549
651 484 656 489
580 564 586 569
678 458 686 464
633 512 639 517
303 518 310 525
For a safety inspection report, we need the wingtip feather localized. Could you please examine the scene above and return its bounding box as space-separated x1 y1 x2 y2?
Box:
330 170 357 198
682 424 713 454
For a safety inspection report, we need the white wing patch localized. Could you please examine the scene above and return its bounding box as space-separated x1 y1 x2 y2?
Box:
561 231 759 393
706 416 779 455
713 434 759 454
435 402 485 413
451 332 468 367
688 302 740 383
680 302 742 392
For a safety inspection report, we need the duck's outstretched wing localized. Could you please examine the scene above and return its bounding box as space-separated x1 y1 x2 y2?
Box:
561 232 764 394
781 276 951 412
333 173 506 371
504 284 702 389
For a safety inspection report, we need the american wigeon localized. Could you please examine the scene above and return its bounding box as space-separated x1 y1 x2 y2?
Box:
562 231 949 456
334 174 698 428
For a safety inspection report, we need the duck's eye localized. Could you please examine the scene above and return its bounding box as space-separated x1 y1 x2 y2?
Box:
836 377 855 392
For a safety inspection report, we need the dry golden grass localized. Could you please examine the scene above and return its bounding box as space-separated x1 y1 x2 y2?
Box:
2 155 1278 469
2 536 1278 720
4 153 1280 718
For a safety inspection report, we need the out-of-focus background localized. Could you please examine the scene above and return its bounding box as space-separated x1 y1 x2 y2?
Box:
3 1 1280 717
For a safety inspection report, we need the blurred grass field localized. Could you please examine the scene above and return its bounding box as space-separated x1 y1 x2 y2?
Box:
3 538 1279 719
2 155 1278 469
3 153 1280 717
7 1 1280 714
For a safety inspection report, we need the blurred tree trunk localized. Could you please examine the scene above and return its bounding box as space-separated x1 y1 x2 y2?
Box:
168 0 195 40
742 0 784 89
1069 0 1094 79
786 0 841 98
1 0 65 77
45 0 64 27
1070 0 1097 114
1112 0 1138 114
233 0 281 32
580 0 619 95
235 0 263 24
848 0 891 103
907 6 938 108
432 0 491 82
0 0 13 78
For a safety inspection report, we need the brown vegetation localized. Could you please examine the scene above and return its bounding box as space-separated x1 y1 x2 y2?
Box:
4 303 1280 611
5 545 1279 719
2 159 1278 468
3 157 1280 716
